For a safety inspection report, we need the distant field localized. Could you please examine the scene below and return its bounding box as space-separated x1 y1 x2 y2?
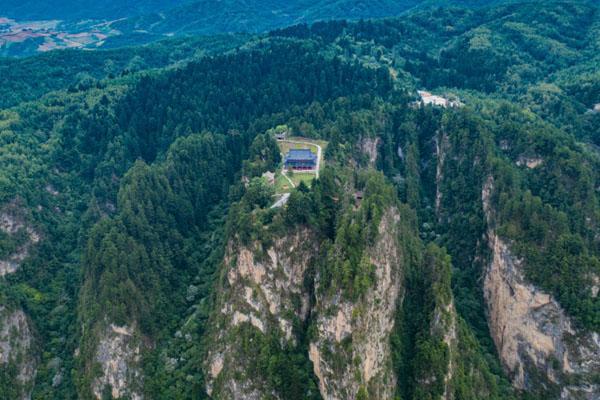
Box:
0 17 117 56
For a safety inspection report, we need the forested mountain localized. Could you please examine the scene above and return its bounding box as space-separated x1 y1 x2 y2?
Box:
71 0 512 48
0 34 248 109
0 0 190 21
0 0 501 21
0 1 598 400
0 0 505 57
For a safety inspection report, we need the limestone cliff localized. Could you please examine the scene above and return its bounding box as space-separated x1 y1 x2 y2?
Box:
432 301 457 400
414 245 506 400
206 228 319 399
0 203 39 399
309 208 403 400
0 204 40 276
0 306 37 399
360 137 381 167
90 323 143 400
434 130 449 217
482 177 600 399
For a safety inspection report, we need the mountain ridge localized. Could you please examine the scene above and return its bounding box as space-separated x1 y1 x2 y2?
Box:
1 0 515 56
0 1 598 399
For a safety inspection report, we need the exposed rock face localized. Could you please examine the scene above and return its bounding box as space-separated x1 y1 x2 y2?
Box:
310 208 403 400
0 207 40 276
360 137 381 166
0 306 37 399
516 156 543 169
91 324 143 400
482 177 600 399
0 203 39 399
435 130 449 217
206 229 318 398
431 300 457 400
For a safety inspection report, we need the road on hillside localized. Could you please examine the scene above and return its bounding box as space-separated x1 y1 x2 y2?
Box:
271 193 291 209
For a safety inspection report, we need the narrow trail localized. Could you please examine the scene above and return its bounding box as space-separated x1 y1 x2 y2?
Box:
281 169 295 188
271 193 290 209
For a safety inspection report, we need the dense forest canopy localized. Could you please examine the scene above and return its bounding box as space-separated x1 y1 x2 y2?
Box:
0 1 598 399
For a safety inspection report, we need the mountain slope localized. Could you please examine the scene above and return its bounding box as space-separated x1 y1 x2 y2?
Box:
0 34 248 108
107 0 509 44
0 0 507 56
0 1 598 399
110 0 421 36
0 0 190 21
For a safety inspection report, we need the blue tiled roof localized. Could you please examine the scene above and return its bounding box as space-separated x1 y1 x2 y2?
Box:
285 149 317 162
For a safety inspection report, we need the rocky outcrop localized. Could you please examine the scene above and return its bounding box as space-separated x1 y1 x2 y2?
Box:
0 306 37 399
431 300 457 400
360 137 381 166
435 130 449 217
91 324 143 400
0 206 40 277
206 229 318 398
482 177 600 399
516 156 543 169
0 203 39 399
309 208 403 400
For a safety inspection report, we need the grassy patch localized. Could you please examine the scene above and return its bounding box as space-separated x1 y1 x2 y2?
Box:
275 173 293 194
289 172 316 187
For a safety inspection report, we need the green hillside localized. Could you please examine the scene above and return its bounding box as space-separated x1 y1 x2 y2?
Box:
0 1 598 399
0 0 508 57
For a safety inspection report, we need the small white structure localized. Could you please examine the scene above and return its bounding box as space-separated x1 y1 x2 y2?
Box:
269 124 290 140
417 90 462 108
594 104 600 113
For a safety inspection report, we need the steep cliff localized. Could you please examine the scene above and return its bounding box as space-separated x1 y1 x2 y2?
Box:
206 228 320 399
90 324 143 400
430 300 457 399
396 241 512 400
77 219 148 400
205 170 413 400
407 246 456 400
482 177 600 399
310 207 403 400
0 306 37 399
0 203 40 276
360 137 381 167
434 130 449 217
0 203 39 399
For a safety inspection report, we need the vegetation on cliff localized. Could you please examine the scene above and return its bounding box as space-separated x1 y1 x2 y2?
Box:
0 1 598 398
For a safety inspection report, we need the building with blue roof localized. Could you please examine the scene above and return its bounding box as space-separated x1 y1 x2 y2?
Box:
284 149 317 170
